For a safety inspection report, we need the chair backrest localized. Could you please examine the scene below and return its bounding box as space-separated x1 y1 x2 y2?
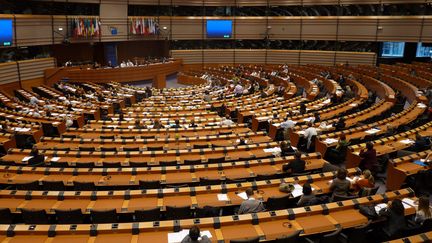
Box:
17 181 40 191
55 209 84 224
102 162 121 168
266 194 291 211
75 162 95 168
319 227 342 243
120 136 135 140
195 206 220 218
79 146 95 151
345 220 371 243
184 159 202 165
42 181 65 191
274 230 301 243
193 144 209 149
123 147 140 152
332 194 357 202
50 161 69 167
129 161 147 167
134 208 160 222
199 177 221 186
100 147 117 152
421 218 432 231
165 206 192 220
90 209 117 224
139 180 161 189
0 208 12 224
21 209 49 224
208 157 225 164
230 236 260 243
147 146 163 151
159 161 177 167
141 135 155 139
100 135 115 140
73 181 96 191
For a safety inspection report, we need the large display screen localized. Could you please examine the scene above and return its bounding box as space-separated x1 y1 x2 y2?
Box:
0 19 13 46
206 20 232 39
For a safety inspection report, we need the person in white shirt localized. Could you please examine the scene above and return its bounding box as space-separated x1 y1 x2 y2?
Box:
303 122 318 150
220 115 235 126
29 96 39 105
65 116 74 128
280 117 295 130
234 84 244 97
120 61 127 68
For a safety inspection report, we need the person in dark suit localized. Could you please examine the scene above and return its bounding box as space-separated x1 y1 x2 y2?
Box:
359 142 377 171
410 133 430 152
280 141 296 156
299 103 307 115
238 188 266 214
334 117 346 131
313 112 321 123
28 146 45 166
181 226 211 243
282 151 306 174
134 120 146 129
238 137 247 146
189 119 198 128
171 119 182 128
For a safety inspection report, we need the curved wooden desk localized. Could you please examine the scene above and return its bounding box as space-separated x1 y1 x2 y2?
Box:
45 60 182 88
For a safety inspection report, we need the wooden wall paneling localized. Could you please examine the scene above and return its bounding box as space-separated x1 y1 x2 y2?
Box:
376 17 423 42
171 50 204 64
235 17 268 40
21 78 45 91
171 17 204 40
268 17 301 40
100 2 128 42
52 16 68 45
203 49 235 64
0 82 21 96
17 58 56 81
0 62 19 85
128 0 172 5
338 17 378 41
421 17 432 43
15 15 53 46
266 50 301 65
299 50 336 65
268 0 302 5
301 17 337 41
335 51 377 66
234 49 266 64
301 0 339 5
236 0 267 6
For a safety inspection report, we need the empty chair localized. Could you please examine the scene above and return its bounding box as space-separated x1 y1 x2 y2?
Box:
332 194 358 202
55 209 84 224
42 181 65 191
340 220 371 243
147 146 163 151
199 177 221 186
120 136 135 140
266 194 291 211
78 146 95 152
165 206 192 220
195 206 220 218
50 161 69 167
255 173 277 181
21 209 50 224
73 181 96 191
184 159 201 165
134 208 160 222
90 209 117 223
193 144 209 149
274 230 301 243
141 135 155 139
0 208 13 224
102 162 121 168
62 134 77 139
230 237 260 243
159 161 177 167
17 181 40 191
208 156 225 164
123 147 140 152
139 180 161 189
100 147 117 152
129 161 147 167
100 135 115 140
75 162 95 168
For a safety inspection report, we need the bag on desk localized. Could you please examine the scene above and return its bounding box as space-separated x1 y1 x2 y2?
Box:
358 205 378 220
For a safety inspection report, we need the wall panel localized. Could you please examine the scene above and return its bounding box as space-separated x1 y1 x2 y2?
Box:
171 18 204 40
268 18 301 40
235 17 267 40
338 17 377 41
15 15 53 46
266 50 300 65
203 49 235 64
0 62 19 85
376 17 423 42
302 17 337 40
18 58 56 81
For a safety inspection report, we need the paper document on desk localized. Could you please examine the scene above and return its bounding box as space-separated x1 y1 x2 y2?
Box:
50 157 60 162
402 198 416 209
22 156 33 162
236 191 248 200
167 229 212 243
217 194 229 201
323 138 339 144
375 203 388 214
291 184 303 198
418 103 427 108
365 128 380 134
263 147 282 154
399 139 415 144
303 117 314 122
297 131 305 135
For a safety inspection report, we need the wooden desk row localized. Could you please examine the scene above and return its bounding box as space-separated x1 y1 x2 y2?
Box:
0 189 415 243
1 142 280 166
64 124 251 139
386 149 432 191
0 154 325 187
346 121 432 168
0 168 359 214
315 101 426 156
36 132 272 152
388 231 432 243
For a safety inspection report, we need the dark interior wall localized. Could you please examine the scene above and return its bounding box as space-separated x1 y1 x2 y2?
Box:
117 40 168 62
50 43 95 66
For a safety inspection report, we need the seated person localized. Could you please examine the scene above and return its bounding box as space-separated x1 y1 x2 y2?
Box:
376 199 407 241
282 151 306 174
134 120 146 129
238 188 266 214
181 226 211 243
410 133 431 152
313 112 321 123
329 168 351 201
189 119 198 128
359 142 377 171
171 119 182 128
352 169 375 194
325 134 350 164
415 195 432 225
118 112 125 121
153 119 163 129
238 137 247 146
299 103 307 115
280 141 296 156
333 117 346 131
28 146 45 166
297 183 317 206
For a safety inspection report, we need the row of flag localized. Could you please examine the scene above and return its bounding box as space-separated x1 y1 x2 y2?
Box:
129 17 159 35
71 17 101 38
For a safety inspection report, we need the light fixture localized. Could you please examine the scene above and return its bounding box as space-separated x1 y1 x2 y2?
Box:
58 27 63 31
163 26 168 30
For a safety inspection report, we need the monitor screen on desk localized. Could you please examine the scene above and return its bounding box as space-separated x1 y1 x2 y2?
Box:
0 19 13 47
206 20 232 39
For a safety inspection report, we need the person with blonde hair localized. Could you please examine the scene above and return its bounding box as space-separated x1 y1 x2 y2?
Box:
415 196 432 225
352 169 375 193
